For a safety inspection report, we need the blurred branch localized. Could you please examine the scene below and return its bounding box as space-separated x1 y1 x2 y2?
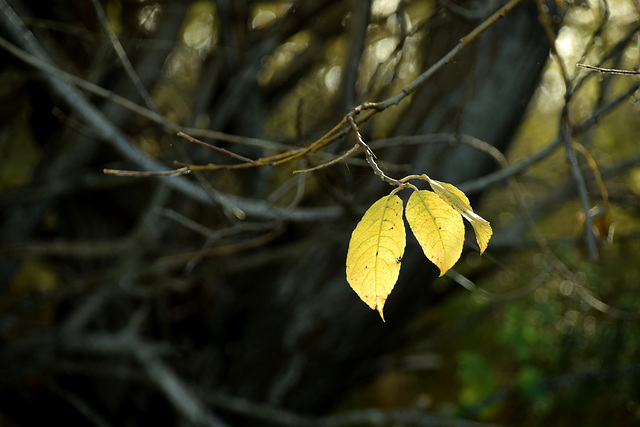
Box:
0 7 343 221
153 225 285 270
89 0 158 112
0 1 207 202
552 256 640 320
0 0 526 187
535 0 569 85
376 0 523 110
536 0 598 259
165 0 524 173
295 132 507 175
0 33 290 154
562 107 598 260
371 133 508 167
62 332 229 427
525 1 596 262
496 146 640 250
571 0 609 82
134 342 230 427
446 263 552 303
3 238 133 258
459 80 640 194
339 0 370 113
203 391 505 427
493 151 640 319
47 383 115 427
464 362 640 419
565 20 640 95
48 353 505 427
176 132 258 165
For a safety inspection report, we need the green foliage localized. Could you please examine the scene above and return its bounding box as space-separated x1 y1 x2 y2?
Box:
456 350 498 417
498 303 560 363
515 365 545 401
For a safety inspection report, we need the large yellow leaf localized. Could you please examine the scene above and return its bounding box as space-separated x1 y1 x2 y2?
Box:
426 178 492 254
405 190 464 276
346 195 406 320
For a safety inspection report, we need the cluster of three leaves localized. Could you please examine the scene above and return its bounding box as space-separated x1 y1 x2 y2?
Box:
346 178 492 321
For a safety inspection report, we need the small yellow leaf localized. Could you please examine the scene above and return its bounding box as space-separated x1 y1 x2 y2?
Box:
405 190 464 276
426 178 492 254
346 195 406 320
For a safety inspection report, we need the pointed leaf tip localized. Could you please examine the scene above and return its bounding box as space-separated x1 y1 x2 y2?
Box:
346 195 406 319
426 178 492 254
405 190 464 276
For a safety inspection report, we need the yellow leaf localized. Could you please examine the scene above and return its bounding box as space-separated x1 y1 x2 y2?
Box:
426 178 492 254
346 195 406 320
405 190 464 276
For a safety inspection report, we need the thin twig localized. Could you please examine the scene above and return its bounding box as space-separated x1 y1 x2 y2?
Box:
47 383 115 427
271 117 350 166
346 116 404 187
572 22 640 96
340 0 370 113
103 167 191 177
3 0 524 178
577 63 640 76
0 5 346 221
177 132 258 165
377 0 523 109
561 110 598 260
207 0 524 172
89 0 158 112
293 144 360 174
549 251 640 319
0 5 211 204
539 0 600 261
153 226 285 269
459 80 640 194
571 0 609 83
536 0 570 86
0 36 289 155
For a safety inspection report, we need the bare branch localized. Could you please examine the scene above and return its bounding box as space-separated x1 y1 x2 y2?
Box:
103 167 191 177
459 80 640 194
339 0 370 113
293 144 360 174
561 109 598 260
133 343 230 427
47 383 115 427
346 116 404 187
377 0 523 110
203 391 506 427
536 0 570 86
61 333 229 427
89 0 158 112
577 63 640 76
0 3 344 221
177 132 258 166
